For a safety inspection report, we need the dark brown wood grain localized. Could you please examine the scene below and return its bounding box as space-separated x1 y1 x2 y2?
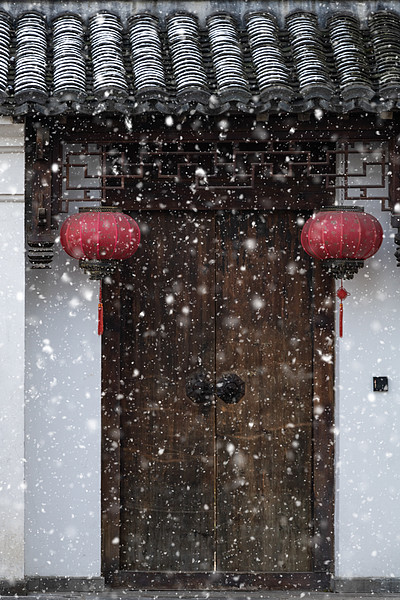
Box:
311 262 335 574
118 212 216 571
102 208 335 588
215 212 314 572
102 270 122 581
62 114 394 144
105 181 332 213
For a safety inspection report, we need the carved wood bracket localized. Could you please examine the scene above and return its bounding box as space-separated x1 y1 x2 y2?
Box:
26 122 60 268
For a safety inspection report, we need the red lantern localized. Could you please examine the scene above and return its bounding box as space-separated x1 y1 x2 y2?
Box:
60 207 141 334
301 206 383 337
301 206 383 278
60 207 141 278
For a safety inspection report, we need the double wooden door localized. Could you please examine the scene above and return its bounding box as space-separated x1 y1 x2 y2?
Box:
102 210 334 589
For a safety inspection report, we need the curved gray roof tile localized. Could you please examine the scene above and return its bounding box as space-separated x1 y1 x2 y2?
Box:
129 14 168 100
0 7 399 115
369 11 400 98
328 13 374 101
286 11 335 101
245 12 293 102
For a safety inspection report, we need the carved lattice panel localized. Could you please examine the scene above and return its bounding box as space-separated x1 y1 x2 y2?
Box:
334 142 389 208
60 139 389 211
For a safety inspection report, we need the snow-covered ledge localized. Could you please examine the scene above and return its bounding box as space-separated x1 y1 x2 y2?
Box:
0 117 25 587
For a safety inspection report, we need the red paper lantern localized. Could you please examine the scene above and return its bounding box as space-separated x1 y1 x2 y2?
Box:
301 206 383 279
301 206 383 337
60 207 141 335
60 207 141 280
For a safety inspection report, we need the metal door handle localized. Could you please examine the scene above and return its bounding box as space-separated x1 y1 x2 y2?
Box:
216 373 245 404
185 372 214 406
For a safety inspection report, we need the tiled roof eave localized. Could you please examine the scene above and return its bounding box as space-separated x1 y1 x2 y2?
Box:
5 95 399 118
1 7 400 117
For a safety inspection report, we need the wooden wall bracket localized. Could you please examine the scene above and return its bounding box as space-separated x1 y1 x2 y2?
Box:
389 136 400 266
26 120 61 268
391 214 400 267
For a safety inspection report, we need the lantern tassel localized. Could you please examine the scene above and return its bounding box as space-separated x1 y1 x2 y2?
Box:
339 300 344 338
336 281 349 338
98 282 104 336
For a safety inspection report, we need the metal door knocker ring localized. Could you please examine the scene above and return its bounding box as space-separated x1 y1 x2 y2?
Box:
185 372 214 406
216 373 245 404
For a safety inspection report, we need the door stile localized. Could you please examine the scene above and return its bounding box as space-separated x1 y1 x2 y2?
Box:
102 268 122 581
212 215 218 572
311 262 335 576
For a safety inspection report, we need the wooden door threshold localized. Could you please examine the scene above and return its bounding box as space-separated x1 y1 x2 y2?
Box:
110 572 332 591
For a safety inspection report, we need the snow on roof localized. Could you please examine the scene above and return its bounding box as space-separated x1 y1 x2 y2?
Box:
0 5 399 116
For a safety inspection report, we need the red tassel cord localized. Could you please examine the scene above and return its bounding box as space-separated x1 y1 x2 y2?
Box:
98 282 104 336
336 281 349 338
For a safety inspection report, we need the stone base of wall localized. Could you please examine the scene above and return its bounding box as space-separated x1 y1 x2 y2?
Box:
0 579 26 596
334 577 400 593
3 576 400 595
0 576 105 595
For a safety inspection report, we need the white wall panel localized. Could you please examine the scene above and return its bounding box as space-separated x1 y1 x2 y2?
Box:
0 118 24 581
335 155 400 576
25 227 102 577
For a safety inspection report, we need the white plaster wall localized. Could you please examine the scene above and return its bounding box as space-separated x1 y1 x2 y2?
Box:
335 160 400 576
25 216 102 577
0 118 25 581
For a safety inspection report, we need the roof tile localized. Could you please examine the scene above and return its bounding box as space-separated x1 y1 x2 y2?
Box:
246 12 293 102
328 13 374 101
0 7 398 115
286 11 335 100
369 11 400 98
129 14 166 98
167 13 209 101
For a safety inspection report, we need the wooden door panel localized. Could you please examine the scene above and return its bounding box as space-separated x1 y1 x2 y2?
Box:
119 212 216 571
215 212 313 572
105 209 334 587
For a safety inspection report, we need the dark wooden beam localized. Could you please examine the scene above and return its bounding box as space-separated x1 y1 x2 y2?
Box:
26 119 60 267
101 272 122 582
311 263 335 576
60 113 396 144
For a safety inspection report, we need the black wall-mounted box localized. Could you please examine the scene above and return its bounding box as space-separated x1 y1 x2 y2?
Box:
373 376 389 392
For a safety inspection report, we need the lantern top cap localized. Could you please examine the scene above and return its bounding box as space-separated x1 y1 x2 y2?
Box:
78 206 122 213
320 205 364 213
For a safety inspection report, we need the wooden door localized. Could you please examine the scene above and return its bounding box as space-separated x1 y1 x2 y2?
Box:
215 212 313 573
102 210 334 590
119 212 216 572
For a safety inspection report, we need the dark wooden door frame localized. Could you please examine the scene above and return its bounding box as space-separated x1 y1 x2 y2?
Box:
101 210 335 591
